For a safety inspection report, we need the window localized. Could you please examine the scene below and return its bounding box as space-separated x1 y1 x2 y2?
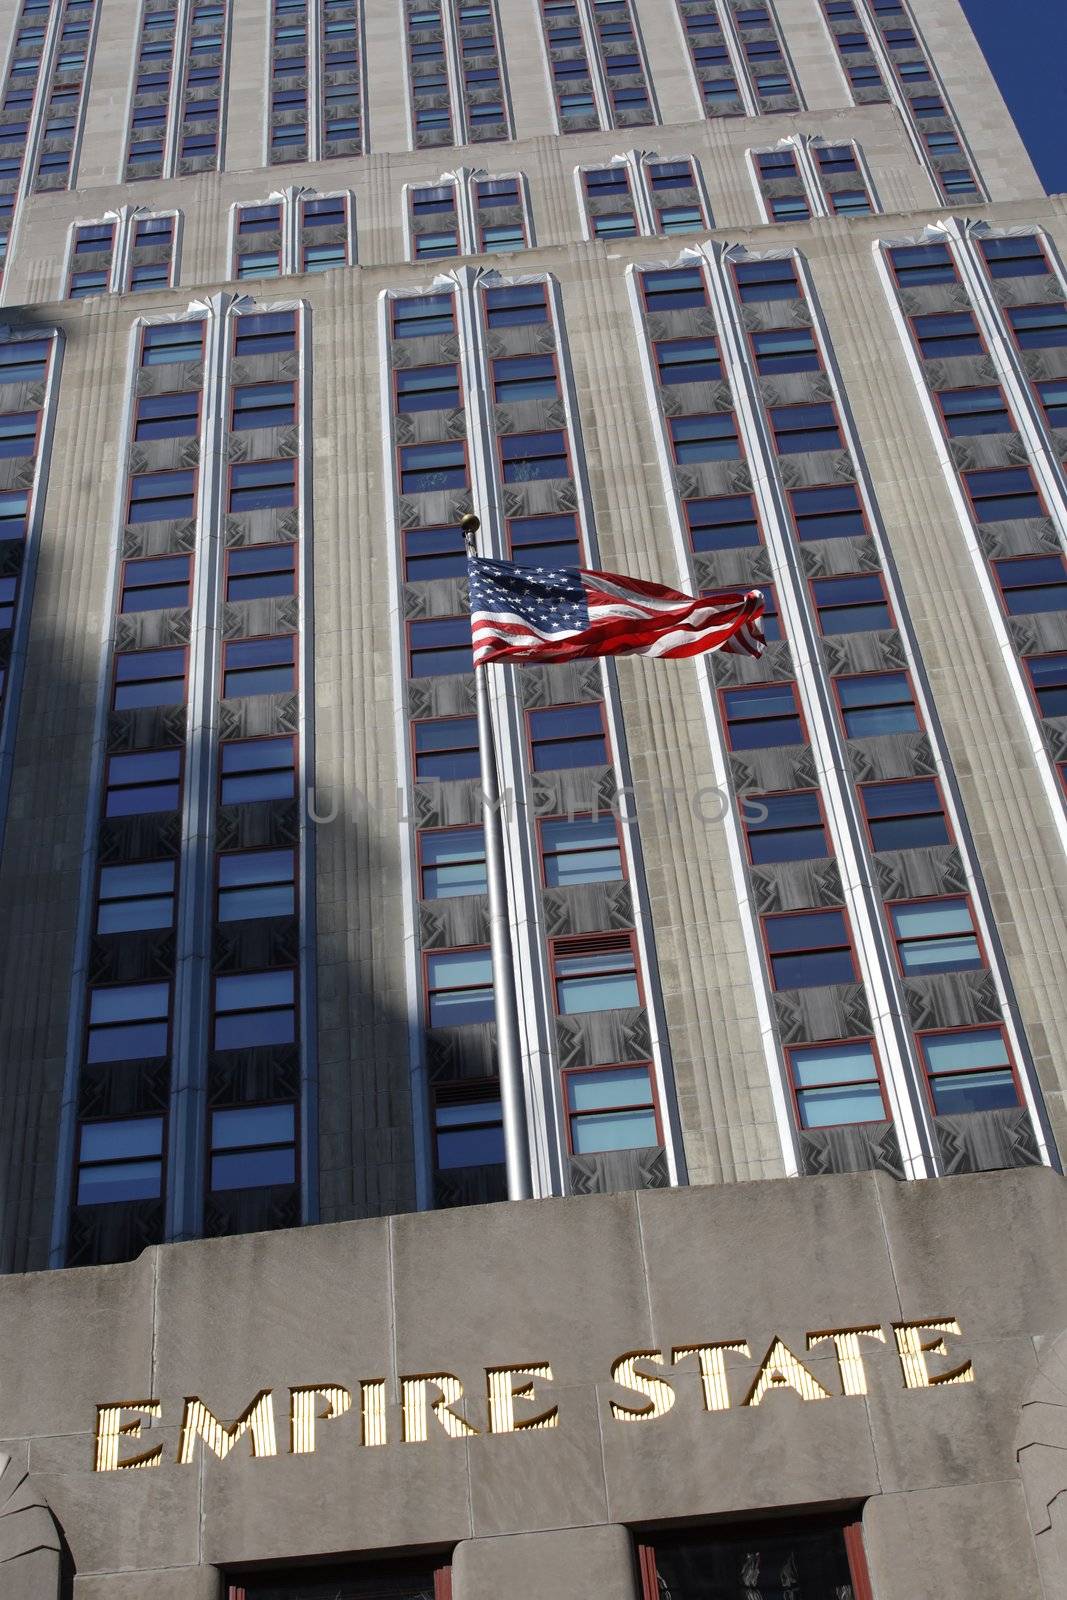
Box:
756 150 798 181
540 814 622 886
939 386 1011 437
233 311 297 356
500 430 569 482
993 554 1067 613
770 403 842 454
793 480 870 544
769 194 810 223
400 441 468 494
141 322 204 366
1026 654 1067 717
669 413 740 463
655 338 721 386
755 582 783 642
105 749 182 815
231 382 295 429
301 195 345 228
552 932 638 1013
484 283 548 326
763 908 855 989
413 716 480 780
686 494 760 552
427 947 493 1025
128 469 196 523
218 849 295 921
408 616 473 677
829 188 872 216
0 339 50 382
966 467 1044 526
742 789 829 863
229 459 296 512
414 229 458 260
76 1118 163 1205
96 860 175 934
134 392 199 441
395 365 462 414
566 1063 657 1153
120 554 191 613
226 544 296 601
593 213 638 240
434 1087 504 1168
509 513 581 567
210 1103 296 1190
0 575 16 628
1008 303 1067 350
837 671 919 738
788 1040 886 1127
113 647 186 710
528 702 608 770
860 778 949 851
733 259 799 302
0 409 35 460
403 523 467 581
220 736 296 804
911 311 982 358
87 981 170 1062
238 205 282 236
641 268 706 313
722 681 803 749
815 144 858 176
752 329 819 374
420 826 487 898
130 262 170 291
584 165 630 197
919 1026 1019 1115
492 355 558 403
889 897 982 977
392 294 455 338
214 969 295 1049
979 234 1047 279
69 268 108 298
1037 380 1067 430
223 636 295 697
813 572 891 634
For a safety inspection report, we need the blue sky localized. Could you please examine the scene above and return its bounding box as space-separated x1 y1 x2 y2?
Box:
961 0 1067 194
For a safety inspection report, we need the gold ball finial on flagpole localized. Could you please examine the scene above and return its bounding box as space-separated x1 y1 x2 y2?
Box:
461 511 480 556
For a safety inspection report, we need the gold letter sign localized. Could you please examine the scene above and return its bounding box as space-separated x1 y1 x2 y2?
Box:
94 1402 163 1471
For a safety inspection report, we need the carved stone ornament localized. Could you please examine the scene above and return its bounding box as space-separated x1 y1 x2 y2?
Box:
0 1451 61 1598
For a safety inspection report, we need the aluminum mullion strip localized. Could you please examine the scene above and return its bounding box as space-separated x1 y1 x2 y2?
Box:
450 263 562 1198
162 0 190 179
574 0 612 133
293 296 318 1221
441 0 468 149
307 0 322 161
166 292 230 1243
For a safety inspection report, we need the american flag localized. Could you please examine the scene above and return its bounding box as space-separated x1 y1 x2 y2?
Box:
467 555 765 667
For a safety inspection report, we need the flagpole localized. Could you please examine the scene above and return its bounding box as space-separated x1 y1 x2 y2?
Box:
463 513 533 1202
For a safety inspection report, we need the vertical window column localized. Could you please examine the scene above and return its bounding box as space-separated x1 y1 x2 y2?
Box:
0 328 61 852
405 169 531 261
232 188 354 280
577 153 711 241
749 136 877 225
29 0 99 191
125 0 178 179
65 208 180 298
539 0 657 134
676 0 797 119
59 312 206 1269
0 0 58 282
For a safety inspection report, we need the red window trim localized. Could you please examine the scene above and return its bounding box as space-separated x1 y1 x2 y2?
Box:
759 904 859 991
719 678 807 751
212 963 299 1052
230 307 299 356
808 569 893 634
392 359 464 416
831 665 921 740
496 425 572 484
857 773 952 854
416 820 487 900
884 892 986 980
525 699 610 770
71 1110 168 1218
223 539 299 601
111 645 190 711
638 265 709 314
637 1513 874 1600
739 785 832 866
475 187 527 253
84 976 174 1067
785 1035 890 1129
214 843 297 924
217 732 299 806
992 550 1067 615
548 929 643 1017
536 809 625 887
746 323 821 376
119 551 194 612
125 464 199 525
396 436 471 495
915 1021 1023 1118
139 319 206 366
977 233 1050 276
506 507 586 563
1022 649 1067 720
410 712 481 782
909 308 985 360
408 179 460 233
133 387 203 439
683 490 764 552
405 612 474 678
422 942 492 1028
769 397 844 453
228 379 296 431
886 242 958 289
489 348 561 404
93 851 177 934
1005 300 1067 352
933 382 1015 440
559 1056 661 1156
787 480 870 543
221 632 298 699
668 409 742 465
730 256 801 299
226 454 298 512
